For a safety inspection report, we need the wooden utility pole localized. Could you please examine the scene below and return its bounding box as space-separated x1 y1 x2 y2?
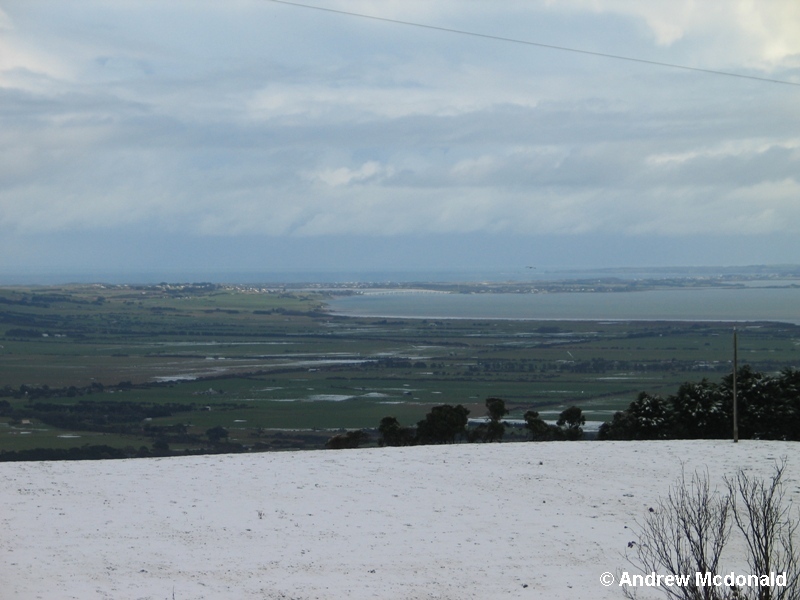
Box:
733 327 738 443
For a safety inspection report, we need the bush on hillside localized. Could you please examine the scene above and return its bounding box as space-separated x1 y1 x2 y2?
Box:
624 463 799 600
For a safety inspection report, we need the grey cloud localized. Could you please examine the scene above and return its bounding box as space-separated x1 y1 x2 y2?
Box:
2 1 800 274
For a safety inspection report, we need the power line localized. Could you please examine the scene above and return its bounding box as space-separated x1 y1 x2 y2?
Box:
264 0 800 87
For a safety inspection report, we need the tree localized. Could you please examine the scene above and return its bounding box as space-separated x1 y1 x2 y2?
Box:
523 410 563 441
524 409 546 439
206 425 229 443
416 404 470 444
326 429 369 449
485 397 508 422
378 416 414 447
670 379 727 439
775 368 800 439
598 411 635 441
598 392 671 440
720 366 790 440
557 406 585 440
470 398 509 443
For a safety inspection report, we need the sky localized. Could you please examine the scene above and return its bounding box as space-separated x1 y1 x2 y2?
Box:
1 1 799 282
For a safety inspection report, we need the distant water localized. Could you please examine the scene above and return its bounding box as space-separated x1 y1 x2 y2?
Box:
4 266 797 285
328 287 800 324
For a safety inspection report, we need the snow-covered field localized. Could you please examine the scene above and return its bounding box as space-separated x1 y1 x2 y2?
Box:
1 440 797 600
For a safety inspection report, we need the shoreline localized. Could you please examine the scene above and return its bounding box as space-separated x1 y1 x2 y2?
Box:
325 309 798 326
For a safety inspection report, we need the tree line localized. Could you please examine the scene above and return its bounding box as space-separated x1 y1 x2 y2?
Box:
325 399 587 448
334 365 799 449
600 366 800 441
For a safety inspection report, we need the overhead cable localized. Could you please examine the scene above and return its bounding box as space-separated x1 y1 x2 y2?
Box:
265 0 800 87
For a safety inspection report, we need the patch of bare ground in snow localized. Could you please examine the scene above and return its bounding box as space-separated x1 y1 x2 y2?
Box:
1 440 797 599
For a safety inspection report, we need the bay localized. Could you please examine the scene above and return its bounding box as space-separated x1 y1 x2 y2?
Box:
328 287 800 324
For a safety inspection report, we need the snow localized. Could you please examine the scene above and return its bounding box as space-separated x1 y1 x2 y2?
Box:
1 440 797 600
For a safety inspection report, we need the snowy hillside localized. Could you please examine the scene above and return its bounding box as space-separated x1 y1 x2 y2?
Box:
1 440 797 600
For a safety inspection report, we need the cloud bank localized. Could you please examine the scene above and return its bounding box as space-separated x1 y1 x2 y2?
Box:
1 1 799 275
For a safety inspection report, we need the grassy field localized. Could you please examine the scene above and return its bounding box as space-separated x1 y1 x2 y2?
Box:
1 283 798 453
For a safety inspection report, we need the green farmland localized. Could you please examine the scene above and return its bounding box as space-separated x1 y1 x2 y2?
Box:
1 283 798 455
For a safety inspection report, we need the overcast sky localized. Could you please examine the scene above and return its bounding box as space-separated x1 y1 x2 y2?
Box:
1 1 799 281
